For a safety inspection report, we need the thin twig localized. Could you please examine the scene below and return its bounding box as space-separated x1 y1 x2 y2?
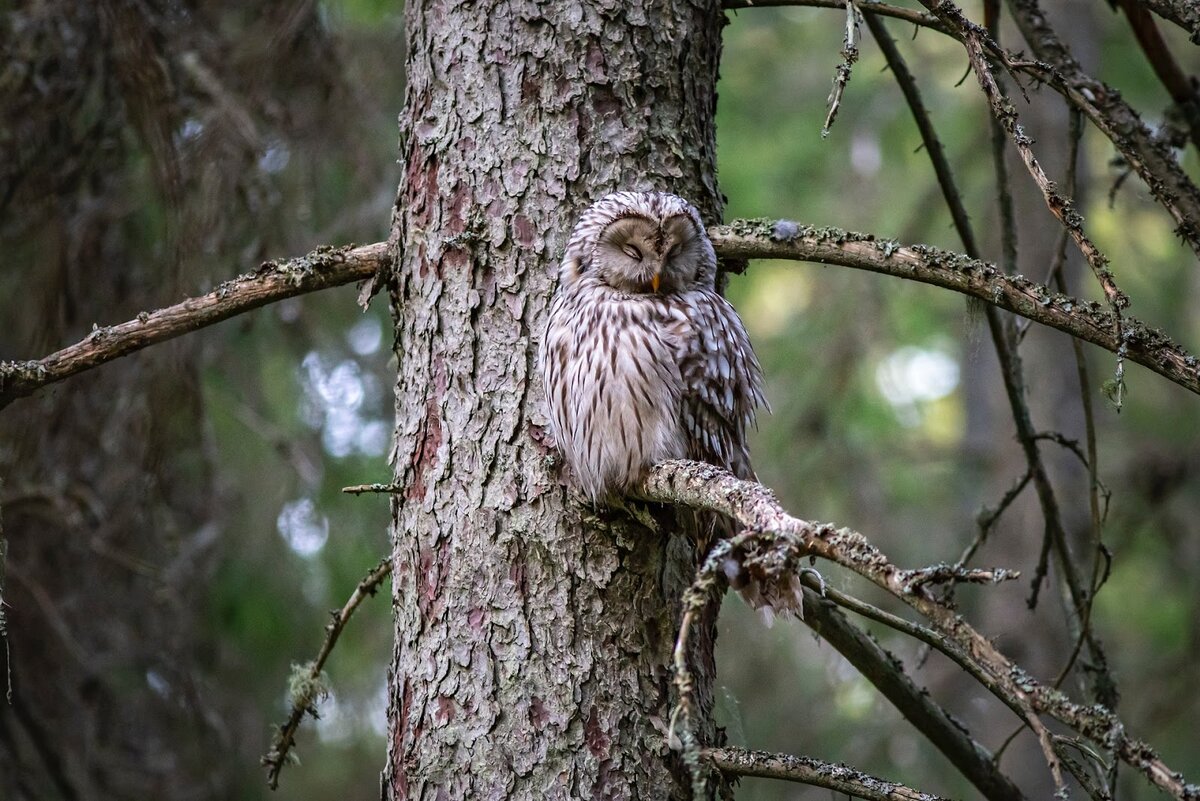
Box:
822 0 862 137
706 746 952 800
261 557 393 790
342 482 405 495
0 242 389 410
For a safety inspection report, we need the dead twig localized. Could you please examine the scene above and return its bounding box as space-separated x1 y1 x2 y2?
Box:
261 557 393 789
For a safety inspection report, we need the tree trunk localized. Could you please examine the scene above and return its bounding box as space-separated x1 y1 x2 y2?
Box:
383 1 724 798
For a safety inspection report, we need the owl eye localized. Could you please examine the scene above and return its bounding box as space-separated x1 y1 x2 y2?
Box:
621 244 643 261
666 243 682 259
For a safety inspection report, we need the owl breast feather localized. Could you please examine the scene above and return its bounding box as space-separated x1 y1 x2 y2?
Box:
542 291 691 503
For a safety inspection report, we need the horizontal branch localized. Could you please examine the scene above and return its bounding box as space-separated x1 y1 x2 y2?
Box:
638 459 1196 800
0 242 389 409
722 0 949 34
5 218 1199 410
711 221 1200 396
706 746 950 801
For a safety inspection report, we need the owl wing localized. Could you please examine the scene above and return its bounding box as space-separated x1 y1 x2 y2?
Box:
677 289 768 480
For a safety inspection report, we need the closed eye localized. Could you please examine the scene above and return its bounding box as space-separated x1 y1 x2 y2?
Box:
622 244 643 261
666 243 681 259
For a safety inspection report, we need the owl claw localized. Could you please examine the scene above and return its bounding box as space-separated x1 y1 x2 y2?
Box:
798 567 827 597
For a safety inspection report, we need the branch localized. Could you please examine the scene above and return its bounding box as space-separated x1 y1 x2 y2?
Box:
261 557 393 790
922 0 1128 320
706 746 951 800
822 0 862 138
8 219 1200 411
1114 0 1200 153
722 0 950 34
1127 0 1200 43
0 242 389 410
732 0 1200 255
639 460 1199 800
998 0 1200 256
710 221 1200 396
796 583 1028 801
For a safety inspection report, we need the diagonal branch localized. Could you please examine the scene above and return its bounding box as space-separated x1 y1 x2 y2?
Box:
706 746 952 800
920 0 1128 320
998 0 1200 256
749 0 1200 257
638 459 1198 800
0 242 389 410
261 556 392 789
1124 0 1200 44
795 583 1028 801
711 222 1200 396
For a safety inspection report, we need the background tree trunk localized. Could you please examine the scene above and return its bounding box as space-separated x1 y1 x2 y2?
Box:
383 1 724 797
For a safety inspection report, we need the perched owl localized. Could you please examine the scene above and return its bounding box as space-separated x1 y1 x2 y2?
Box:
539 190 768 505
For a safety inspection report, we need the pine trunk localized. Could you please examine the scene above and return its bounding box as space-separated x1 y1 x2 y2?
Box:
383 1 725 798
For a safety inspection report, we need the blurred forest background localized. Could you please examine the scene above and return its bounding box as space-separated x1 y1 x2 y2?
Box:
1 1 1197 799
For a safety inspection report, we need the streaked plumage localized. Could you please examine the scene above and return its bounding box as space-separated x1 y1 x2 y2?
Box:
539 190 767 504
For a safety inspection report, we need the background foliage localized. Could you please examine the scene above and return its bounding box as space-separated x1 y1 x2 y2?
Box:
1 1 1197 799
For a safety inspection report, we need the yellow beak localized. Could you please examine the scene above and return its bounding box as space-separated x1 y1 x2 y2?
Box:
651 272 661 293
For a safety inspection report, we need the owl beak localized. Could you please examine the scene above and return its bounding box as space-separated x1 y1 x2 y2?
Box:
651 271 662 294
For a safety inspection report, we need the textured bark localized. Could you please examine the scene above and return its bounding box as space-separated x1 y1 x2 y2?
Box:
383 1 724 799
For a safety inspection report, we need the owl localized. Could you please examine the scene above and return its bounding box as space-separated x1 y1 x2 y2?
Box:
539 190 768 505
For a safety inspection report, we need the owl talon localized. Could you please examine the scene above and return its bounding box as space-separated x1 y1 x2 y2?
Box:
798 567 827 597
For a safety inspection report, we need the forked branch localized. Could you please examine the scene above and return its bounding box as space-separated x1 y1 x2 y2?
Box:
638 460 1198 800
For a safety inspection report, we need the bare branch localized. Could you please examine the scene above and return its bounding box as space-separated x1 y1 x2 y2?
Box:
706 746 952 800
639 459 1198 800
999 0 1200 256
262 557 393 790
920 0 1127 322
795 582 1028 801
822 0 862 138
0 242 389 410
1114 0 1200 153
710 221 1200 396
722 0 950 34
1123 0 1200 44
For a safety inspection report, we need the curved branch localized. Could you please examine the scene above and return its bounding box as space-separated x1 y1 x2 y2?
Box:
6 222 1199 409
706 746 951 800
710 221 1200 396
0 242 389 410
639 459 1198 800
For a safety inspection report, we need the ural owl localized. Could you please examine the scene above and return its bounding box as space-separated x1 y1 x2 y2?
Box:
540 190 767 504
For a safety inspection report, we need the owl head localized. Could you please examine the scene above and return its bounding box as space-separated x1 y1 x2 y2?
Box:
558 191 718 295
